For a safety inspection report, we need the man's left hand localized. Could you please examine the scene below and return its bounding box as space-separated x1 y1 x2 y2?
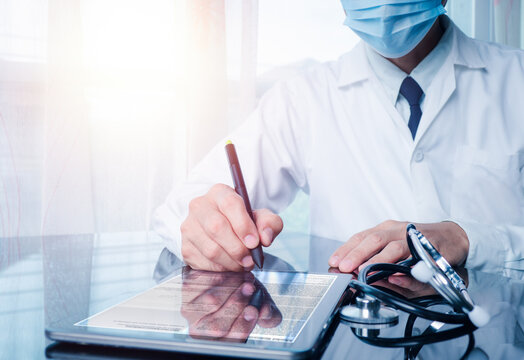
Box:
328 220 469 273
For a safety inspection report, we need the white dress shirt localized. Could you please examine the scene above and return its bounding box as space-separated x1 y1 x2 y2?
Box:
365 17 453 124
153 16 524 276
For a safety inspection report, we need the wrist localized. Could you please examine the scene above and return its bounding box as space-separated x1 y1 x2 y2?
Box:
415 221 469 267
445 221 469 266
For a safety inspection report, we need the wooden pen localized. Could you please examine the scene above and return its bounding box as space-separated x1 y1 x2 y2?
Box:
225 140 264 269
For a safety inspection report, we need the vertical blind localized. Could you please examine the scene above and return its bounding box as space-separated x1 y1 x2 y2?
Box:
448 0 523 49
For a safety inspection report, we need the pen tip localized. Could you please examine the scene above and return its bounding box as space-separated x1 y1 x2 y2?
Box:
252 247 264 270
253 258 263 270
226 140 232 145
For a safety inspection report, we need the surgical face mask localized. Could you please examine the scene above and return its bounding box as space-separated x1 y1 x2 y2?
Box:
341 0 447 58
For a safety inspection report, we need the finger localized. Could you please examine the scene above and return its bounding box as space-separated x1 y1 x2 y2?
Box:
184 271 255 300
181 286 225 326
190 281 253 339
358 240 409 271
182 269 222 297
253 281 282 328
258 302 283 328
371 278 419 298
225 306 259 341
183 271 248 309
181 271 230 323
182 215 237 271
186 272 255 312
329 221 406 268
338 229 402 273
226 277 265 340
185 223 245 272
182 274 255 325
328 226 378 267
182 237 232 272
185 283 254 323
183 268 227 286
213 186 260 251
192 197 254 268
388 274 432 293
375 220 406 237
253 209 283 247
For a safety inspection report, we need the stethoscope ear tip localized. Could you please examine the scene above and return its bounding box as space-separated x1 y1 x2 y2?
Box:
410 261 433 283
468 306 490 327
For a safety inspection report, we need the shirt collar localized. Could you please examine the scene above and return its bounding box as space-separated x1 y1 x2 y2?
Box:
364 15 455 105
365 42 408 107
336 16 487 89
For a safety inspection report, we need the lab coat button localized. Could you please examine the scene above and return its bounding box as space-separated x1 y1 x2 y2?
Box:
414 150 424 162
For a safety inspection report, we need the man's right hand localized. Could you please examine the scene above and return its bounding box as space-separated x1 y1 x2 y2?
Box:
180 184 284 272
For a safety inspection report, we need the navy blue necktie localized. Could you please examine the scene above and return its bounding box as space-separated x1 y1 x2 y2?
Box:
399 76 424 139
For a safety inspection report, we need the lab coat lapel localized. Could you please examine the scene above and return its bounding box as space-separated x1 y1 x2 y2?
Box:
407 46 457 221
407 63 456 222
414 55 457 146
369 74 415 147
414 19 486 145
341 43 415 147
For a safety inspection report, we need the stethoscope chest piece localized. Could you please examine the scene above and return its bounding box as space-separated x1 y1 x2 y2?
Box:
340 295 399 336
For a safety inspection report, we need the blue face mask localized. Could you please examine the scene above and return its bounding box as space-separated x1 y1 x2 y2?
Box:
341 0 446 58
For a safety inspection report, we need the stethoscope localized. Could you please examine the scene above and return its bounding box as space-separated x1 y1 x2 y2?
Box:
339 224 490 359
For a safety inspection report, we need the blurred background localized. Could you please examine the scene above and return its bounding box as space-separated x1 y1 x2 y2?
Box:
0 1 523 357
0 0 523 265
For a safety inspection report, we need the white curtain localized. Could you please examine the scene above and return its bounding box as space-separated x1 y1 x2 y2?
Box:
0 0 362 269
0 0 261 267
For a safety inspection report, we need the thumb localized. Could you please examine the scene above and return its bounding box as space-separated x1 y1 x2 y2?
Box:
253 209 283 247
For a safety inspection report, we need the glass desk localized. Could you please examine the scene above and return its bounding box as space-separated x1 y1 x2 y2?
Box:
1 230 524 359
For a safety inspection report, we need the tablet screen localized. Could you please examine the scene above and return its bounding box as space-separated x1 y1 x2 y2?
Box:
75 270 336 343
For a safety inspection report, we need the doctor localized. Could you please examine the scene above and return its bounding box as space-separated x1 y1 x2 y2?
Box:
154 0 524 275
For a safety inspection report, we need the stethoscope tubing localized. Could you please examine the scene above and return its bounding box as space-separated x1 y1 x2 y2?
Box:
349 281 469 324
350 322 476 347
341 224 480 358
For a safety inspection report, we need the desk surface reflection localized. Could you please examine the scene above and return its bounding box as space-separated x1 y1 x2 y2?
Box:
1 231 524 359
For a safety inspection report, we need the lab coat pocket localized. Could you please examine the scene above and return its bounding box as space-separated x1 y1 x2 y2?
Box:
450 145 523 225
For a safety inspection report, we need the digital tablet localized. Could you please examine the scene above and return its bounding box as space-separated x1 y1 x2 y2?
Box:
46 268 352 359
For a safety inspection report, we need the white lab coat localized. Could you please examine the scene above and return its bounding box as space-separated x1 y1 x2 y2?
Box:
153 21 524 275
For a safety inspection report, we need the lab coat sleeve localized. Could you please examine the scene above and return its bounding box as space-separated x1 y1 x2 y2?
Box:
455 220 524 277
455 45 524 276
152 81 310 260
451 161 524 275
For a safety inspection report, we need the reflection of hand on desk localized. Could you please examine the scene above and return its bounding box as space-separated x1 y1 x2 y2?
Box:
371 276 437 299
180 270 282 342
384 266 469 297
328 266 437 299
